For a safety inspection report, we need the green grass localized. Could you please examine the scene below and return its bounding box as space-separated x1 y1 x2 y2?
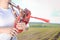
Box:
17 23 60 40
17 28 60 40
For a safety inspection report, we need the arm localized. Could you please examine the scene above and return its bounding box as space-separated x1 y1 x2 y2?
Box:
0 27 12 34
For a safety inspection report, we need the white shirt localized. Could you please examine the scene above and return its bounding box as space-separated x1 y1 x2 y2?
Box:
0 8 15 27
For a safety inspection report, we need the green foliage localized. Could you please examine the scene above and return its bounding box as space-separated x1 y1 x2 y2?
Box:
29 22 60 28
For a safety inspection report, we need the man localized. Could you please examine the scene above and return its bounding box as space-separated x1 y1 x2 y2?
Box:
0 0 27 40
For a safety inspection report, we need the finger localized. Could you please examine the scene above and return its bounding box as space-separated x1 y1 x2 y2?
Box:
12 28 18 35
16 25 23 30
10 31 17 36
17 23 26 30
10 28 18 36
13 28 18 33
10 32 15 36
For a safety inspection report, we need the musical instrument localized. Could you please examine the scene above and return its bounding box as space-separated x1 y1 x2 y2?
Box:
9 2 49 33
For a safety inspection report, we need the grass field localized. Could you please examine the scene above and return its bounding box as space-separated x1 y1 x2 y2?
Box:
17 23 60 40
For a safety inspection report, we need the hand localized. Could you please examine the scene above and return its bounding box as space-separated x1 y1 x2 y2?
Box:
16 22 26 32
10 22 26 36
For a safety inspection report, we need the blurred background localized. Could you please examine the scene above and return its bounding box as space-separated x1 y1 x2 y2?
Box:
12 0 60 40
12 0 60 24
